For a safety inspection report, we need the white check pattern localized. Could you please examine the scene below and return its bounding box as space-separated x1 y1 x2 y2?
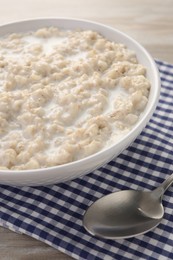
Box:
0 60 173 260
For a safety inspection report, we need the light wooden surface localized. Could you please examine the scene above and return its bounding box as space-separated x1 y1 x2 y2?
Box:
0 0 173 259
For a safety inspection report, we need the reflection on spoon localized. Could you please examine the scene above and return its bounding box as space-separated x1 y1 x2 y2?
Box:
83 173 173 239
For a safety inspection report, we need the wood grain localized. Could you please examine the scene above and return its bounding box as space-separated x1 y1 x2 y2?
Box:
0 0 173 259
0 226 71 260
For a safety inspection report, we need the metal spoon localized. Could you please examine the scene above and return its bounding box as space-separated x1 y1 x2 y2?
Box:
83 173 173 239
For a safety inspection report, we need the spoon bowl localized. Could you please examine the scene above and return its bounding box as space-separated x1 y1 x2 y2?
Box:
83 173 173 239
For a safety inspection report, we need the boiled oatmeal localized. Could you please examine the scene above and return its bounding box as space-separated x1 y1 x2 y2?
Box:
0 27 150 170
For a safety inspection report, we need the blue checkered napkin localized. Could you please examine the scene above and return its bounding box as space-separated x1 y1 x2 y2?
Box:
0 60 173 260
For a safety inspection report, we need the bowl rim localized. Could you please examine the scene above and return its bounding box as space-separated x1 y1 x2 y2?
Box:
0 17 161 178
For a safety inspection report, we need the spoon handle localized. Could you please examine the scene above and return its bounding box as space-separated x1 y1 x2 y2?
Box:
152 173 173 199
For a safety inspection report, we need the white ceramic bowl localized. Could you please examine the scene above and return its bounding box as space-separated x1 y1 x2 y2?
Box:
0 18 160 186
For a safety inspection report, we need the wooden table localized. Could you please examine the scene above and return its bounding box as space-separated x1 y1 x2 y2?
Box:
0 0 173 259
